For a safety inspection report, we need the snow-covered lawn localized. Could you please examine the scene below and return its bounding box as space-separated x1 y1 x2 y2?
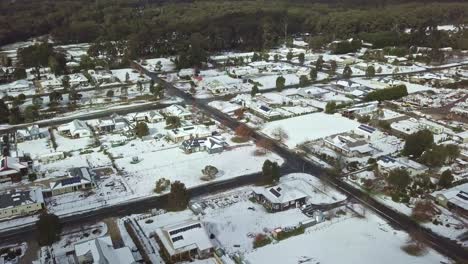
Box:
261 113 359 148
116 143 284 195
111 68 149 83
251 73 299 90
143 57 176 73
245 212 448 264
54 133 92 152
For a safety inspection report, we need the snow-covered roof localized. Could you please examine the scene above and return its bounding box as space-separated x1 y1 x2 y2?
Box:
162 105 191 118
433 183 468 211
74 236 135 264
156 220 213 256
253 180 309 205
0 188 44 209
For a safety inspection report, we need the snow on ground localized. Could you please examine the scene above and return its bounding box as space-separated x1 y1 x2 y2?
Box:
207 101 242 114
252 73 299 90
143 58 176 72
352 78 436 94
115 143 284 195
261 113 359 148
17 137 51 159
282 173 346 203
245 212 448 264
111 68 149 82
54 133 92 152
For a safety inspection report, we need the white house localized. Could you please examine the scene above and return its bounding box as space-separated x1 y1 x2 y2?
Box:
58 119 91 138
0 189 44 220
250 104 282 121
343 101 378 117
154 220 214 262
161 105 192 120
39 152 65 164
377 156 428 176
47 167 95 196
353 124 383 141
167 125 212 143
74 236 135 264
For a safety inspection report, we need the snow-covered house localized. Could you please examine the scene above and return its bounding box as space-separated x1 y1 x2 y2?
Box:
456 131 468 143
432 183 468 216
67 73 89 87
250 104 282 121
154 220 214 262
161 105 192 120
149 111 164 123
16 125 46 142
74 236 135 264
252 181 308 212
390 118 422 136
343 101 378 117
377 156 428 176
0 189 44 220
40 75 62 90
167 125 212 143
46 167 95 197
58 119 91 138
180 136 227 154
178 68 194 78
38 152 65 164
354 124 383 141
323 134 374 157
0 156 29 183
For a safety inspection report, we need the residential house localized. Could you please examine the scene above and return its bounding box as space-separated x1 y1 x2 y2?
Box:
74 236 135 264
167 125 212 143
38 152 65 164
377 156 428 176
250 104 282 121
154 220 214 262
45 167 95 197
149 111 164 123
323 133 374 157
354 124 383 141
0 189 44 220
97 118 116 133
432 183 468 217
252 180 308 212
40 75 62 90
0 156 29 183
67 73 89 87
16 125 46 142
343 101 378 118
58 119 91 138
161 105 192 120
456 131 468 143
180 136 227 154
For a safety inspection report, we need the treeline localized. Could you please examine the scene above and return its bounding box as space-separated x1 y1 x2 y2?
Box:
364 85 408 102
1 1 467 58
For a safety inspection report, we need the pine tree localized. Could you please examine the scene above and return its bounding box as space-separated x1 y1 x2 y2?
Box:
251 84 259 97
168 181 189 211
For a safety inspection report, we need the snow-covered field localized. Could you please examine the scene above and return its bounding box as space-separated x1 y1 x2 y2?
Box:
115 142 284 195
245 213 448 264
261 113 359 148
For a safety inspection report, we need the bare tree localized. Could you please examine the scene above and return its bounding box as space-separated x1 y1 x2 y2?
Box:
271 127 289 143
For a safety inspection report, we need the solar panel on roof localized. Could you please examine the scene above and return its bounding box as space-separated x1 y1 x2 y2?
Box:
269 188 281 198
358 124 376 134
456 192 468 201
61 176 81 186
259 105 270 112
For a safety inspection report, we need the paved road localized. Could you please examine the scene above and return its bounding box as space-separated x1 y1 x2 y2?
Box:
136 62 468 262
0 166 295 244
1 61 467 262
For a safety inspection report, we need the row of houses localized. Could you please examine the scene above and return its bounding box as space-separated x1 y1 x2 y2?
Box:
0 166 96 220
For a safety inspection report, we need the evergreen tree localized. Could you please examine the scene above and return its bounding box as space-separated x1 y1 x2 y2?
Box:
439 170 454 189
276 76 285 92
134 122 149 138
299 75 308 87
168 181 189 211
298 53 305 65
309 67 317 81
403 129 434 158
36 213 62 246
315 56 324 71
387 168 411 192
365 65 376 78
343 65 353 78
251 84 259 97
286 51 293 61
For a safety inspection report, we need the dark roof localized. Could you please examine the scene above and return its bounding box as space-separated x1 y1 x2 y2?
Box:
358 124 376 134
0 189 42 208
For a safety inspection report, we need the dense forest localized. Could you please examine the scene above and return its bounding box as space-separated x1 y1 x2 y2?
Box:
1 0 467 58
